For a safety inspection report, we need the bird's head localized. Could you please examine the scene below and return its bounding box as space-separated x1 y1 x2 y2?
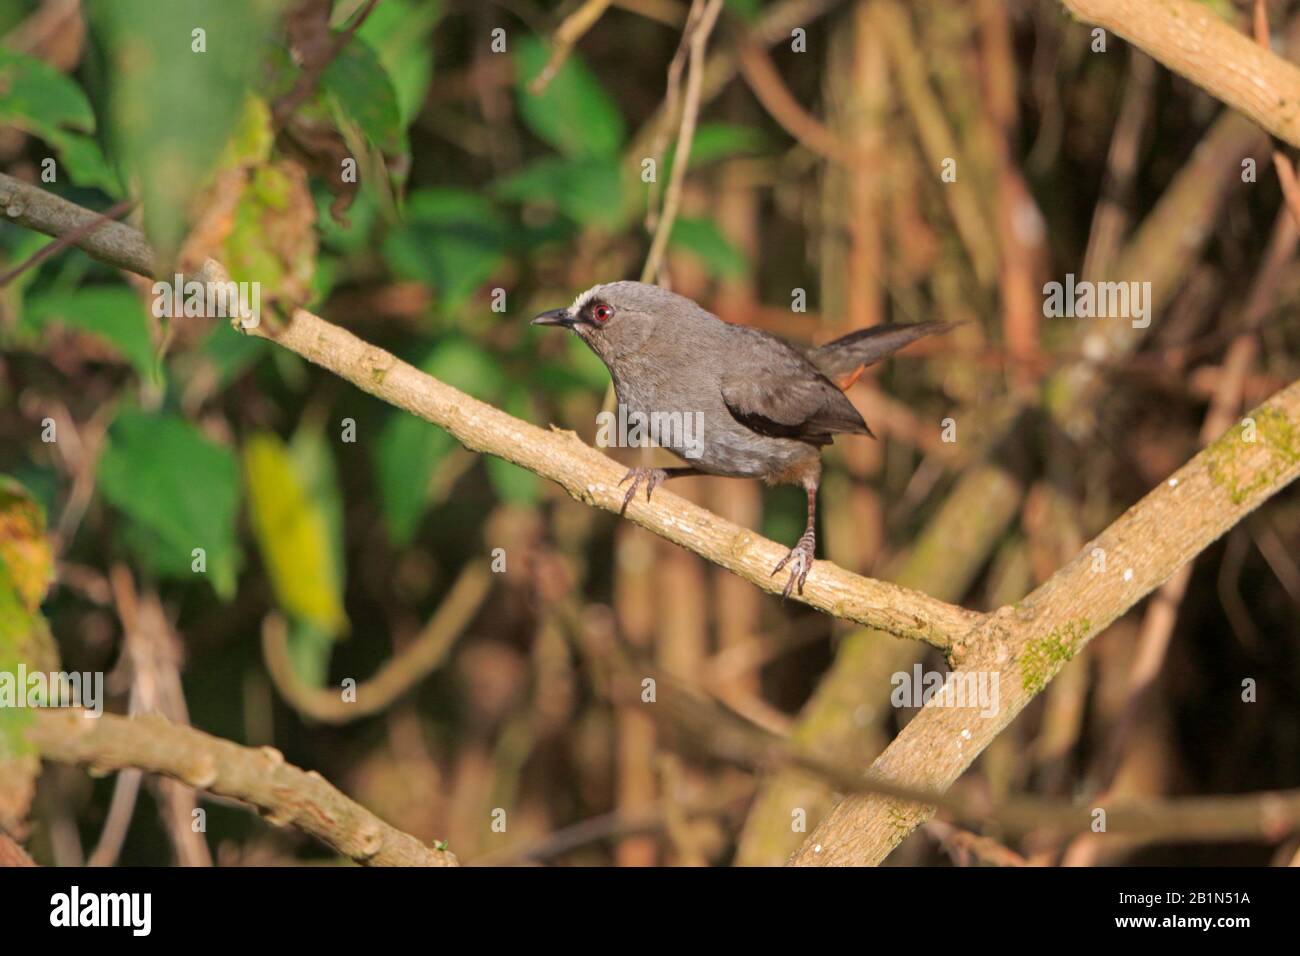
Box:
531 280 698 365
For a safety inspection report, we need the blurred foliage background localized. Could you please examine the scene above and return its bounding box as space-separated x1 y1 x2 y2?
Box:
2 0 1300 866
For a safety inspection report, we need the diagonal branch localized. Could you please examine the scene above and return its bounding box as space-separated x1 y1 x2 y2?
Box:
0 172 975 649
791 376 1300 864
1059 0 1300 149
527 0 615 95
28 710 458 866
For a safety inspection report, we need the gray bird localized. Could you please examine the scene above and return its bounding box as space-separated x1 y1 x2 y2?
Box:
533 280 952 597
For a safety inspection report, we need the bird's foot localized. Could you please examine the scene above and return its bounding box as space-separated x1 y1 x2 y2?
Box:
619 467 668 514
836 362 867 391
771 531 816 598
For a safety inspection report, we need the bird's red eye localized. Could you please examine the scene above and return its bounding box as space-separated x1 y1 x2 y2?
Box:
592 304 613 322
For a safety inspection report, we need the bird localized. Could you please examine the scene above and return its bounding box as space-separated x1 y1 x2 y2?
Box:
532 280 953 598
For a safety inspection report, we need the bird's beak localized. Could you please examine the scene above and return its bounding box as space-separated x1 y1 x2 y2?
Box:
531 308 574 328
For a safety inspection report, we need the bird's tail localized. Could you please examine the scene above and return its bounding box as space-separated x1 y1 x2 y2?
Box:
805 321 955 379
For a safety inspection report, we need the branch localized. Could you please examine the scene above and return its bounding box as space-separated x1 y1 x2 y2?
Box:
0 180 155 275
262 561 492 724
791 376 1300 864
28 710 458 866
735 458 1025 864
1059 0 1300 149
0 198 133 287
0 172 976 649
527 0 615 95
0 834 37 867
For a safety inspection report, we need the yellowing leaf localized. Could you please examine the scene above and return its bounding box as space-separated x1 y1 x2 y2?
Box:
242 433 347 636
0 477 54 614
0 477 59 834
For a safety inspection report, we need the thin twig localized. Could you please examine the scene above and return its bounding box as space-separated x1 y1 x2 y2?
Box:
272 0 383 129
0 199 134 287
643 0 699 234
626 0 846 163
528 0 615 94
640 0 726 285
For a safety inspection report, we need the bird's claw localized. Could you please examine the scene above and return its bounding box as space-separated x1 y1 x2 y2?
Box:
619 467 667 515
771 534 815 598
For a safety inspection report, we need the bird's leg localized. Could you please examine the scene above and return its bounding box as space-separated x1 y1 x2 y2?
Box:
836 362 867 391
771 478 819 598
618 466 698 514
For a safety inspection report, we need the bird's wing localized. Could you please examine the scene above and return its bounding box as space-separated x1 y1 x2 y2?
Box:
721 359 872 445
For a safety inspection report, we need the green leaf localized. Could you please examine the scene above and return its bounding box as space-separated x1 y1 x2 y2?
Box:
724 0 764 23
24 288 158 383
669 216 749 278
85 0 283 261
285 619 335 688
485 386 540 504
375 405 452 546
321 37 404 153
514 35 624 159
0 560 38 764
373 339 504 544
0 232 59 301
318 185 380 254
382 189 507 308
99 410 242 598
0 485 56 823
356 0 441 127
0 477 54 617
423 337 507 398
663 122 767 178
0 49 120 195
0 49 96 135
41 128 121 195
278 429 346 687
242 432 348 637
219 95 275 168
287 427 346 606
494 156 627 229
197 322 271 387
